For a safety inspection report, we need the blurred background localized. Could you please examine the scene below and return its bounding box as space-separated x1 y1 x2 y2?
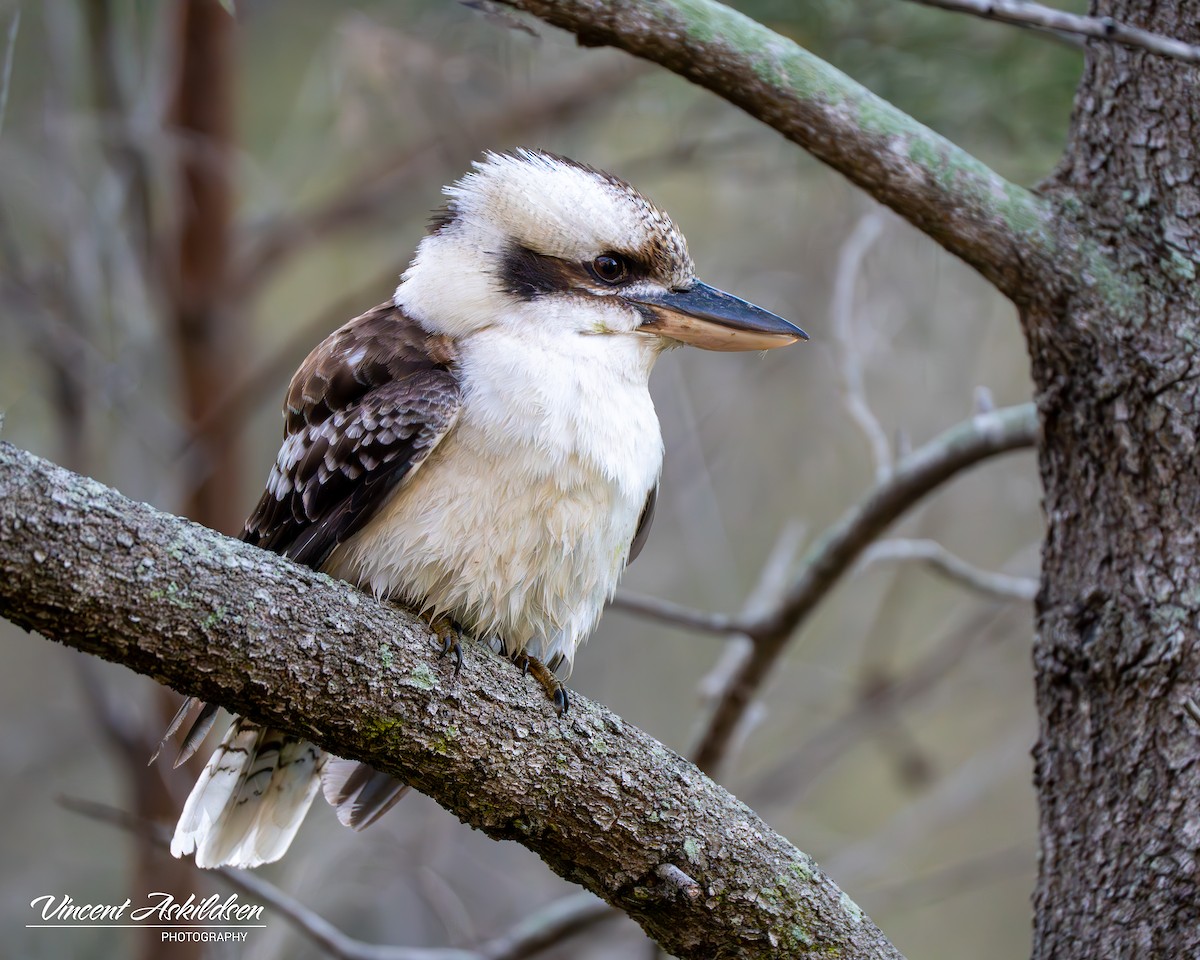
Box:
0 1 1085 957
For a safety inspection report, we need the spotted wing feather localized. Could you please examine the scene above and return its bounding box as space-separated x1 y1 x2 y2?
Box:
242 303 461 570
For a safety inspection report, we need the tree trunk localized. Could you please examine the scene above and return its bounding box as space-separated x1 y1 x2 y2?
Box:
1030 3 1200 956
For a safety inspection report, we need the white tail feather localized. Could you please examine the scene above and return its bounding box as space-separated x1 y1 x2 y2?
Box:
171 719 327 868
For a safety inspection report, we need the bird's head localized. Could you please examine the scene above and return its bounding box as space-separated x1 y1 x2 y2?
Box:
395 149 807 354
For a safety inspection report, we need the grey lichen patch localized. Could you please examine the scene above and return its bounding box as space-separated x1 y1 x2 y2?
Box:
683 836 703 865
379 643 394 670
790 858 816 883
1080 242 1143 318
407 661 438 691
787 924 815 949
838 890 864 924
1164 249 1197 282
149 581 193 610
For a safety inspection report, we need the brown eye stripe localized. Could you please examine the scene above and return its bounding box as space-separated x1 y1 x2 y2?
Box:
499 243 576 300
499 242 658 301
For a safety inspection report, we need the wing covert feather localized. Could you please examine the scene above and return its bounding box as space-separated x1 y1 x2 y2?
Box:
242 303 461 570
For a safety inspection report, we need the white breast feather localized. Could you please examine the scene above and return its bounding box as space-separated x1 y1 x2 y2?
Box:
324 318 662 673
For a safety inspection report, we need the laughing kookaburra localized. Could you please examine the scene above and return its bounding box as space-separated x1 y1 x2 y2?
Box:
165 149 806 868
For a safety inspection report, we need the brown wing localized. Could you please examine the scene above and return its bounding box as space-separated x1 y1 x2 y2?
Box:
242 303 461 570
627 482 658 566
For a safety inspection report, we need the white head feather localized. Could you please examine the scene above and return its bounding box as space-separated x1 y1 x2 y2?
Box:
395 149 694 341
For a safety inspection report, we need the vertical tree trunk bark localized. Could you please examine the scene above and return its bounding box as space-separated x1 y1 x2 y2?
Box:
1031 3 1200 955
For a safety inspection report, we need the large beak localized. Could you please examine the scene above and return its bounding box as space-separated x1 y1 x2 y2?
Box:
624 281 808 351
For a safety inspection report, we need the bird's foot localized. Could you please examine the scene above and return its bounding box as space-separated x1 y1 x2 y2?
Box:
512 652 569 715
429 615 465 677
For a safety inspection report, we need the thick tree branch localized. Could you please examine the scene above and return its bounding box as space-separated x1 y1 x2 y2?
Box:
0 442 904 960
907 0 1200 65
493 0 1070 305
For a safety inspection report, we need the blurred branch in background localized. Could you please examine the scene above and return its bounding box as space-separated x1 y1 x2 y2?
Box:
83 0 155 268
904 0 1200 64
61 798 615 960
0 10 18 136
230 57 648 301
826 731 1031 887
831 210 891 484
167 0 240 533
751 601 1021 804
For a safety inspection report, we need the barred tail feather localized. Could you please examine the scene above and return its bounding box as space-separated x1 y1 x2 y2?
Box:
170 718 327 868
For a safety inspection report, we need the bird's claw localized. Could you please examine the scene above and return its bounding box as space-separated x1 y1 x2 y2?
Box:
512 652 569 716
431 616 465 678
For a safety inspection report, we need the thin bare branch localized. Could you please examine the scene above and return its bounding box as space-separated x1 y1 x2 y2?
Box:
693 404 1038 773
607 591 743 636
906 0 1200 65
688 520 805 771
1 442 904 960
859 537 1039 601
830 211 891 482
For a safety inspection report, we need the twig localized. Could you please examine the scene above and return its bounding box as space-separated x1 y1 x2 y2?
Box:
859 538 1039 601
59 797 615 960
905 0 1200 65
655 864 701 901
693 404 1038 773
831 211 891 482
607 591 743 636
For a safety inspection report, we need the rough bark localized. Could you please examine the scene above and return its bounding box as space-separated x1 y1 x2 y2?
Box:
1029 4 1200 957
0 442 903 960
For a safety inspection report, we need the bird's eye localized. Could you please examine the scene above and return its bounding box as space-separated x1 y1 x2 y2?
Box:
590 254 629 285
